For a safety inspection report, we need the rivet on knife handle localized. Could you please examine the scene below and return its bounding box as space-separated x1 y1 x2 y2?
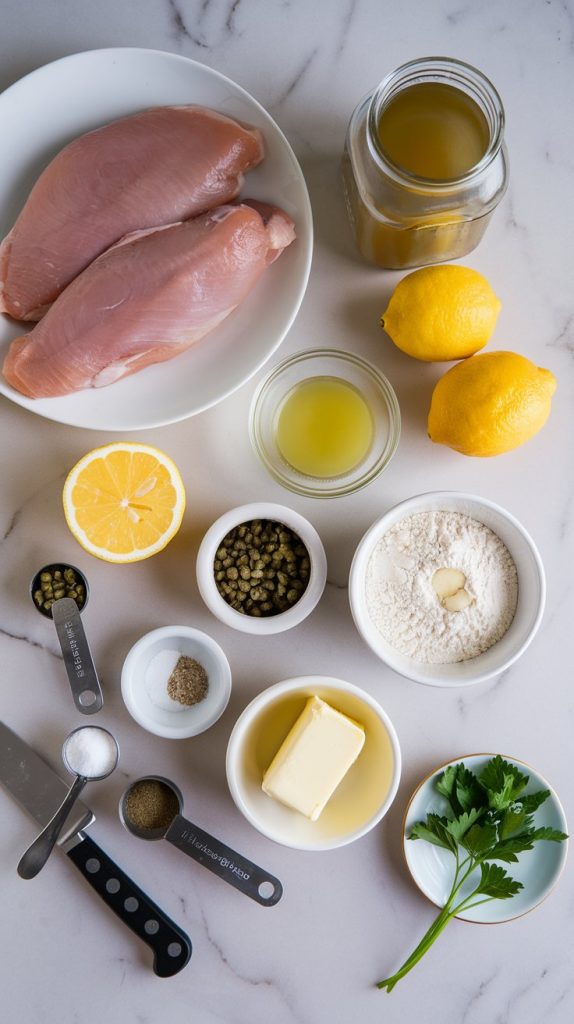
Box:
66 834 191 977
51 598 103 714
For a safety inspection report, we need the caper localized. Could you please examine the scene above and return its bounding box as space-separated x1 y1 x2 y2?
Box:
54 588 66 599
67 590 78 600
43 599 54 610
213 518 310 617
34 590 43 604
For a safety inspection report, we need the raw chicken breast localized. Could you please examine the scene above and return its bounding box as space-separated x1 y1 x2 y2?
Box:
3 202 295 398
0 106 264 321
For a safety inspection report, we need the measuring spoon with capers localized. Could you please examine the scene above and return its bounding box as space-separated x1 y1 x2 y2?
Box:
120 776 283 906
30 562 103 714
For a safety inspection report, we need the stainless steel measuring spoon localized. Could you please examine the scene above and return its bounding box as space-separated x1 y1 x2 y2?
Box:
30 562 103 714
120 775 283 907
18 725 119 879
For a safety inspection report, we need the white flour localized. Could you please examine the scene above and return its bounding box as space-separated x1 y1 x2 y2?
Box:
365 511 518 664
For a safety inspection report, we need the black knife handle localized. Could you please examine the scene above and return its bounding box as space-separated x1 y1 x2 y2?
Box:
67 835 191 977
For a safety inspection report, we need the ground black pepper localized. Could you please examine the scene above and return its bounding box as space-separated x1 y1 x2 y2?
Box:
214 519 310 617
167 656 209 706
124 779 179 832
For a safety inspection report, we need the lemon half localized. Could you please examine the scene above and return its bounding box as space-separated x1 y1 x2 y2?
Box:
63 442 186 563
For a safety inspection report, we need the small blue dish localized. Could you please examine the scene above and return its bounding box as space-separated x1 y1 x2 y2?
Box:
404 753 568 923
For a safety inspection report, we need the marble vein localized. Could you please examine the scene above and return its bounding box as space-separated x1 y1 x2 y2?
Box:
0 624 62 661
1 508 20 541
325 577 349 591
225 0 242 33
548 312 574 357
335 0 359 57
460 971 499 1024
193 897 309 1024
272 47 319 107
168 0 210 48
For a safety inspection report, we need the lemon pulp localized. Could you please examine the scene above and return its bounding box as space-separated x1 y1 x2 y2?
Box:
378 83 490 180
275 377 374 479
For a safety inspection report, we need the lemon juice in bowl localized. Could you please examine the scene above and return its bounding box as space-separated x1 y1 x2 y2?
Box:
275 376 374 479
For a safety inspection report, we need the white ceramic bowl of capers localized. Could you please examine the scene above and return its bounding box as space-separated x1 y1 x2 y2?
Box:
196 502 327 635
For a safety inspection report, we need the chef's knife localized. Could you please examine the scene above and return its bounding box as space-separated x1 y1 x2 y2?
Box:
0 722 191 977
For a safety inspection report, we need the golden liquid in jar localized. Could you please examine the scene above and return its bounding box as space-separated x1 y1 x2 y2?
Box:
377 82 490 179
342 80 494 268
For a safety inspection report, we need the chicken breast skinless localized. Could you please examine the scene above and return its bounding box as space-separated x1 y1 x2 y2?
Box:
0 106 264 321
2 202 295 398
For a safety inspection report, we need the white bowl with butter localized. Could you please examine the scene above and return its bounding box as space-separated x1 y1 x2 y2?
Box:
226 676 401 850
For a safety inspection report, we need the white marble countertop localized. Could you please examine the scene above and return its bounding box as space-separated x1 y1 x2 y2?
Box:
1 2 573 1022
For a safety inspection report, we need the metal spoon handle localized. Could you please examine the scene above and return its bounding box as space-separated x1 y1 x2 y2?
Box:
52 598 103 714
165 814 283 906
18 774 88 879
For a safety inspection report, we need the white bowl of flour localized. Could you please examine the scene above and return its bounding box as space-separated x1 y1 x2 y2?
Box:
349 492 545 686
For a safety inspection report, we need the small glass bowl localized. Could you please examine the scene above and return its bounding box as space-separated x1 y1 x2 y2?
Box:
249 349 401 498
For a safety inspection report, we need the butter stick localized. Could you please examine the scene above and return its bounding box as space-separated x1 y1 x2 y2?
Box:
262 695 365 820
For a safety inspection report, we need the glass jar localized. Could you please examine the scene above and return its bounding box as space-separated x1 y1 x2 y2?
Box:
342 57 509 269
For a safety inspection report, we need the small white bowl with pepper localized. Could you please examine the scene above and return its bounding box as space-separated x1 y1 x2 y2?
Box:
121 625 231 738
196 503 327 635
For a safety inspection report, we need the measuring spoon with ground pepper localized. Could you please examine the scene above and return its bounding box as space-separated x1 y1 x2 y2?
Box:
120 776 282 907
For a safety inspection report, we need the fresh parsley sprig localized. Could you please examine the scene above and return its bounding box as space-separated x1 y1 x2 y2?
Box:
377 756 567 993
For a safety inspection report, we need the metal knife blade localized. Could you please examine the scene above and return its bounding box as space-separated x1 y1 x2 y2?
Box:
0 721 94 843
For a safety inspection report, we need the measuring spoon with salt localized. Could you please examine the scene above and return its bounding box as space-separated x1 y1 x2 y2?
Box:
120 775 283 907
18 725 119 879
30 562 103 714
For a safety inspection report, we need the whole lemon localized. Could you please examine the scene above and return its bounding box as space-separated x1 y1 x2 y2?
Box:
428 351 557 457
381 265 501 361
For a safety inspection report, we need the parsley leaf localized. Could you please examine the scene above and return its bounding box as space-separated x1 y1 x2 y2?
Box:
460 821 498 857
478 756 529 810
473 862 523 900
529 826 569 843
445 809 482 844
518 789 551 814
436 764 462 814
409 814 458 853
498 805 530 838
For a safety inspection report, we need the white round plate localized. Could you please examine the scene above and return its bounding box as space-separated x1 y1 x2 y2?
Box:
0 48 312 430
404 754 568 923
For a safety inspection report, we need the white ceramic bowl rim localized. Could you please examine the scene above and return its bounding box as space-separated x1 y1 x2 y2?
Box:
349 490 546 688
196 502 327 635
226 675 402 850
